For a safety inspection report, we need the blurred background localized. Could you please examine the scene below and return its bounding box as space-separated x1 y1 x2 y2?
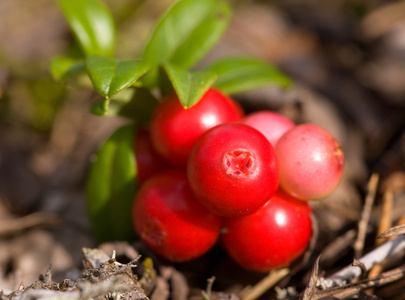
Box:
0 0 405 298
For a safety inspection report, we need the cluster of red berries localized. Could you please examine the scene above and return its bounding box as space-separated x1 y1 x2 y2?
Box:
132 88 344 272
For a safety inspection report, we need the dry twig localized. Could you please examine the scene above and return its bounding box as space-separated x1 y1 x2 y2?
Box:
375 189 394 245
301 256 320 300
0 212 62 237
320 229 357 267
354 173 379 259
367 189 394 294
313 264 405 299
378 224 405 239
328 235 405 282
240 268 289 300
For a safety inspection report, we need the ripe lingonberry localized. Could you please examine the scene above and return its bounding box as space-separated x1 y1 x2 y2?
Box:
150 88 241 168
187 123 279 216
243 111 295 146
230 99 245 119
134 129 168 186
222 189 312 272
132 170 222 262
275 124 344 200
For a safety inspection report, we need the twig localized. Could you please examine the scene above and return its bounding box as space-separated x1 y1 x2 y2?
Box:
0 212 62 237
375 189 393 245
301 256 320 300
314 264 405 299
5 277 134 300
352 259 367 280
354 173 379 259
320 229 357 267
379 211 405 240
361 1 405 39
328 235 405 282
202 276 216 300
240 268 289 300
366 264 384 294
366 189 393 294
378 223 405 239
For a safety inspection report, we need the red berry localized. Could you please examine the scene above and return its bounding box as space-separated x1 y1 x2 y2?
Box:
230 99 245 119
243 111 295 146
150 88 241 168
187 123 279 216
275 124 344 200
132 170 222 262
222 189 312 272
134 129 169 186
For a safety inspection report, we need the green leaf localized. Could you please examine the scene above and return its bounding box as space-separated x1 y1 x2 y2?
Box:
26 78 67 131
85 56 150 97
205 57 292 95
49 56 84 81
142 0 230 87
91 97 110 116
163 63 217 108
57 0 116 56
108 88 159 125
85 124 137 242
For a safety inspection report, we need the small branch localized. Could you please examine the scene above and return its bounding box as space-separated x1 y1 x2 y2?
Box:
375 189 393 245
240 268 289 300
352 259 367 280
366 189 394 294
301 256 320 300
378 223 405 239
328 235 405 282
0 212 62 237
314 264 405 299
320 229 357 266
354 173 379 258
202 276 216 300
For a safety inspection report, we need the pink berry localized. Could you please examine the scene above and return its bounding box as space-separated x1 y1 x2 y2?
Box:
132 170 222 262
222 189 312 272
275 124 344 200
243 111 295 146
150 88 241 168
187 123 279 216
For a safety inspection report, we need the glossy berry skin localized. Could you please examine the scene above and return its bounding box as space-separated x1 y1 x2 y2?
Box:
187 123 279 216
242 111 295 146
132 170 222 262
222 189 312 272
275 124 344 200
230 99 245 119
150 88 241 168
134 129 169 186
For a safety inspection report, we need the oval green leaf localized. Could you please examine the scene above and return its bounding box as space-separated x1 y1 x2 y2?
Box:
57 0 116 56
142 0 230 87
163 63 217 108
108 88 159 126
85 124 137 242
205 57 292 95
49 56 84 81
85 56 150 97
